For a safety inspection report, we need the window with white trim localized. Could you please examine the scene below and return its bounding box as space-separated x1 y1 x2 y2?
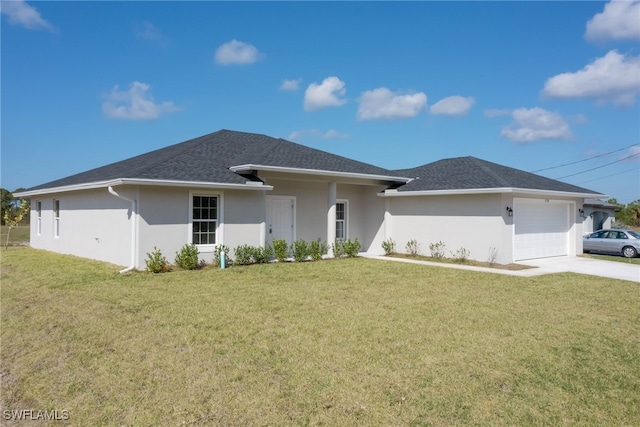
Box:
191 195 218 245
36 201 42 236
336 201 348 239
53 199 60 237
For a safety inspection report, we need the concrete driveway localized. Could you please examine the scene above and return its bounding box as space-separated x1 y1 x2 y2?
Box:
520 256 640 282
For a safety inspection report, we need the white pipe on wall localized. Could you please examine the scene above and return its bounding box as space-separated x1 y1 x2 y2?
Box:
108 186 137 273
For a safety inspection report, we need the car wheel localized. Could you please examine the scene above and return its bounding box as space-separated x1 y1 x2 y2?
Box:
622 246 638 258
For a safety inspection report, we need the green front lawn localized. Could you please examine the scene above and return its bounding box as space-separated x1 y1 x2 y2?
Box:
2 248 639 426
581 252 640 265
0 224 29 247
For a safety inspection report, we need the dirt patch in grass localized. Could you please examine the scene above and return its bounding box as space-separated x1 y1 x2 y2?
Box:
388 253 534 270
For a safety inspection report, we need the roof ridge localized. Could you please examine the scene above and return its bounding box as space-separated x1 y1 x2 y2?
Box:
130 130 224 177
468 157 512 187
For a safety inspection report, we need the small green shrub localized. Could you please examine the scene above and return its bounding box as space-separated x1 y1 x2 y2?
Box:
309 240 328 261
254 245 274 264
487 247 498 266
381 238 396 255
452 247 471 263
175 243 200 270
291 239 309 262
234 244 254 265
273 239 288 262
343 238 361 257
406 239 420 257
213 244 230 268
333 239 345 258
429 241 446 258
146 246 170 273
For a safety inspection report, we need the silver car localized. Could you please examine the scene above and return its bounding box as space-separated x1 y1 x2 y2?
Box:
583 229 640 258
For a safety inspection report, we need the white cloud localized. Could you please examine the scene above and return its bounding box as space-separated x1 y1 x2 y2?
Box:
102 81 181 120
357 87 427 121
304 77 347 111
430 96 475 116
135 21 163 42
500 107 572 143
1 0 55 31
622 145 640 162
288 129 351 141
323 129 351 139
279 78 301 91
214 39 262 65
542 50 640 107
585 0 640 42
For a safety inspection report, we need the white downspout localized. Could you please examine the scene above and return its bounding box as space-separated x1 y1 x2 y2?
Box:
108 186 137 274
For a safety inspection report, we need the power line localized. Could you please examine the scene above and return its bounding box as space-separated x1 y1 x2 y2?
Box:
555 152 640 179
576 167 640 184
530 144 638 173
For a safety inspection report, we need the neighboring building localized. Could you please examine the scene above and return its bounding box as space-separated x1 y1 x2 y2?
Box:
582 199 620 234
17 130 604 270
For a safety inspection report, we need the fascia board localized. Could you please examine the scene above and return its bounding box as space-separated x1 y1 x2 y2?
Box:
380 187 606 199
15 178 273 197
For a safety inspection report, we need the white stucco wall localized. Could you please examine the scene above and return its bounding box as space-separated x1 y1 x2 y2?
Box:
388 193 511 264
267 178 386 249
29 188 134 267
137 186 265 267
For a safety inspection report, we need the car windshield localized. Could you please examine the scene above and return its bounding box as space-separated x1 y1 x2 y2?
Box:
627 230 640 239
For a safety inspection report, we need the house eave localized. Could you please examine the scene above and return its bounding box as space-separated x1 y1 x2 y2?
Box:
15 178 273 197
229 164 412 184
380 187 606 199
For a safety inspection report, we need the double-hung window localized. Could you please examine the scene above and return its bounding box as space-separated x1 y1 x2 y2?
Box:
336 200 348 239
36 201 42 236
192 195 218 245
53 199 60 237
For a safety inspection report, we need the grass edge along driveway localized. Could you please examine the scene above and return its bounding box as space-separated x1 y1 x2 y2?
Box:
2 247 639 426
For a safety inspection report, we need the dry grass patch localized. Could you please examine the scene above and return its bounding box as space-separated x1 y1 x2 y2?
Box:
2 248 639 426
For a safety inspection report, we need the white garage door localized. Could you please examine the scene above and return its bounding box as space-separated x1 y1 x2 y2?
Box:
514 199 570 261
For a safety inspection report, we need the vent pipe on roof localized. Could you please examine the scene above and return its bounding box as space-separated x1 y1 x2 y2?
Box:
108 186 137 274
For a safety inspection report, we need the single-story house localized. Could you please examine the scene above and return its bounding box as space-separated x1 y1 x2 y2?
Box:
581 198 619 234
17 129 604 271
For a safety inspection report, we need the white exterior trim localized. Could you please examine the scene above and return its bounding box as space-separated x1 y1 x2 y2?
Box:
336 199 349 240
188 191 224 253
230 164 412 183
16 178 272 197
381 187 604 199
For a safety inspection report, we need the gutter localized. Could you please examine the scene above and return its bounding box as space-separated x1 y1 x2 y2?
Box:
108 186 137 274
379 187 606 199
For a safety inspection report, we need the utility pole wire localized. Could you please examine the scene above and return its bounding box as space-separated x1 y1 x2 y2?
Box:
555 152 640 179
576 167 640 184
530 144 638 173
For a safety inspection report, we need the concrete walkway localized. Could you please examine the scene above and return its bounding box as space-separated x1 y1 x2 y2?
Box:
361 254 640 283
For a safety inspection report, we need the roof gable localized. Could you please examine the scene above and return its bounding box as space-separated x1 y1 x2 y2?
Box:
394 156 599 194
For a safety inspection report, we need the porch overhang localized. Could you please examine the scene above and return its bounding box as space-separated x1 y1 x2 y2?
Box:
229 164 412 186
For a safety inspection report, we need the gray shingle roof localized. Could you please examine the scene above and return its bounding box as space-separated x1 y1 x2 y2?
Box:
24 131 602 197
394 156 601 194
26 129 401 191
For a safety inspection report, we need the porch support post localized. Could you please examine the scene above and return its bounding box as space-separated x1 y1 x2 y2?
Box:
259 190 267 247
384 197 392 241
327 182 337 257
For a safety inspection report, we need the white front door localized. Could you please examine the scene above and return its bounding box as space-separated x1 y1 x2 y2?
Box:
266 196 295 246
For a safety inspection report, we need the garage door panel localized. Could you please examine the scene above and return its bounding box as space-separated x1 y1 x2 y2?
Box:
514 200 569 261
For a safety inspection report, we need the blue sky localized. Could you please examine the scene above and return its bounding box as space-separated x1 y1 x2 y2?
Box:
2 0 639 203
